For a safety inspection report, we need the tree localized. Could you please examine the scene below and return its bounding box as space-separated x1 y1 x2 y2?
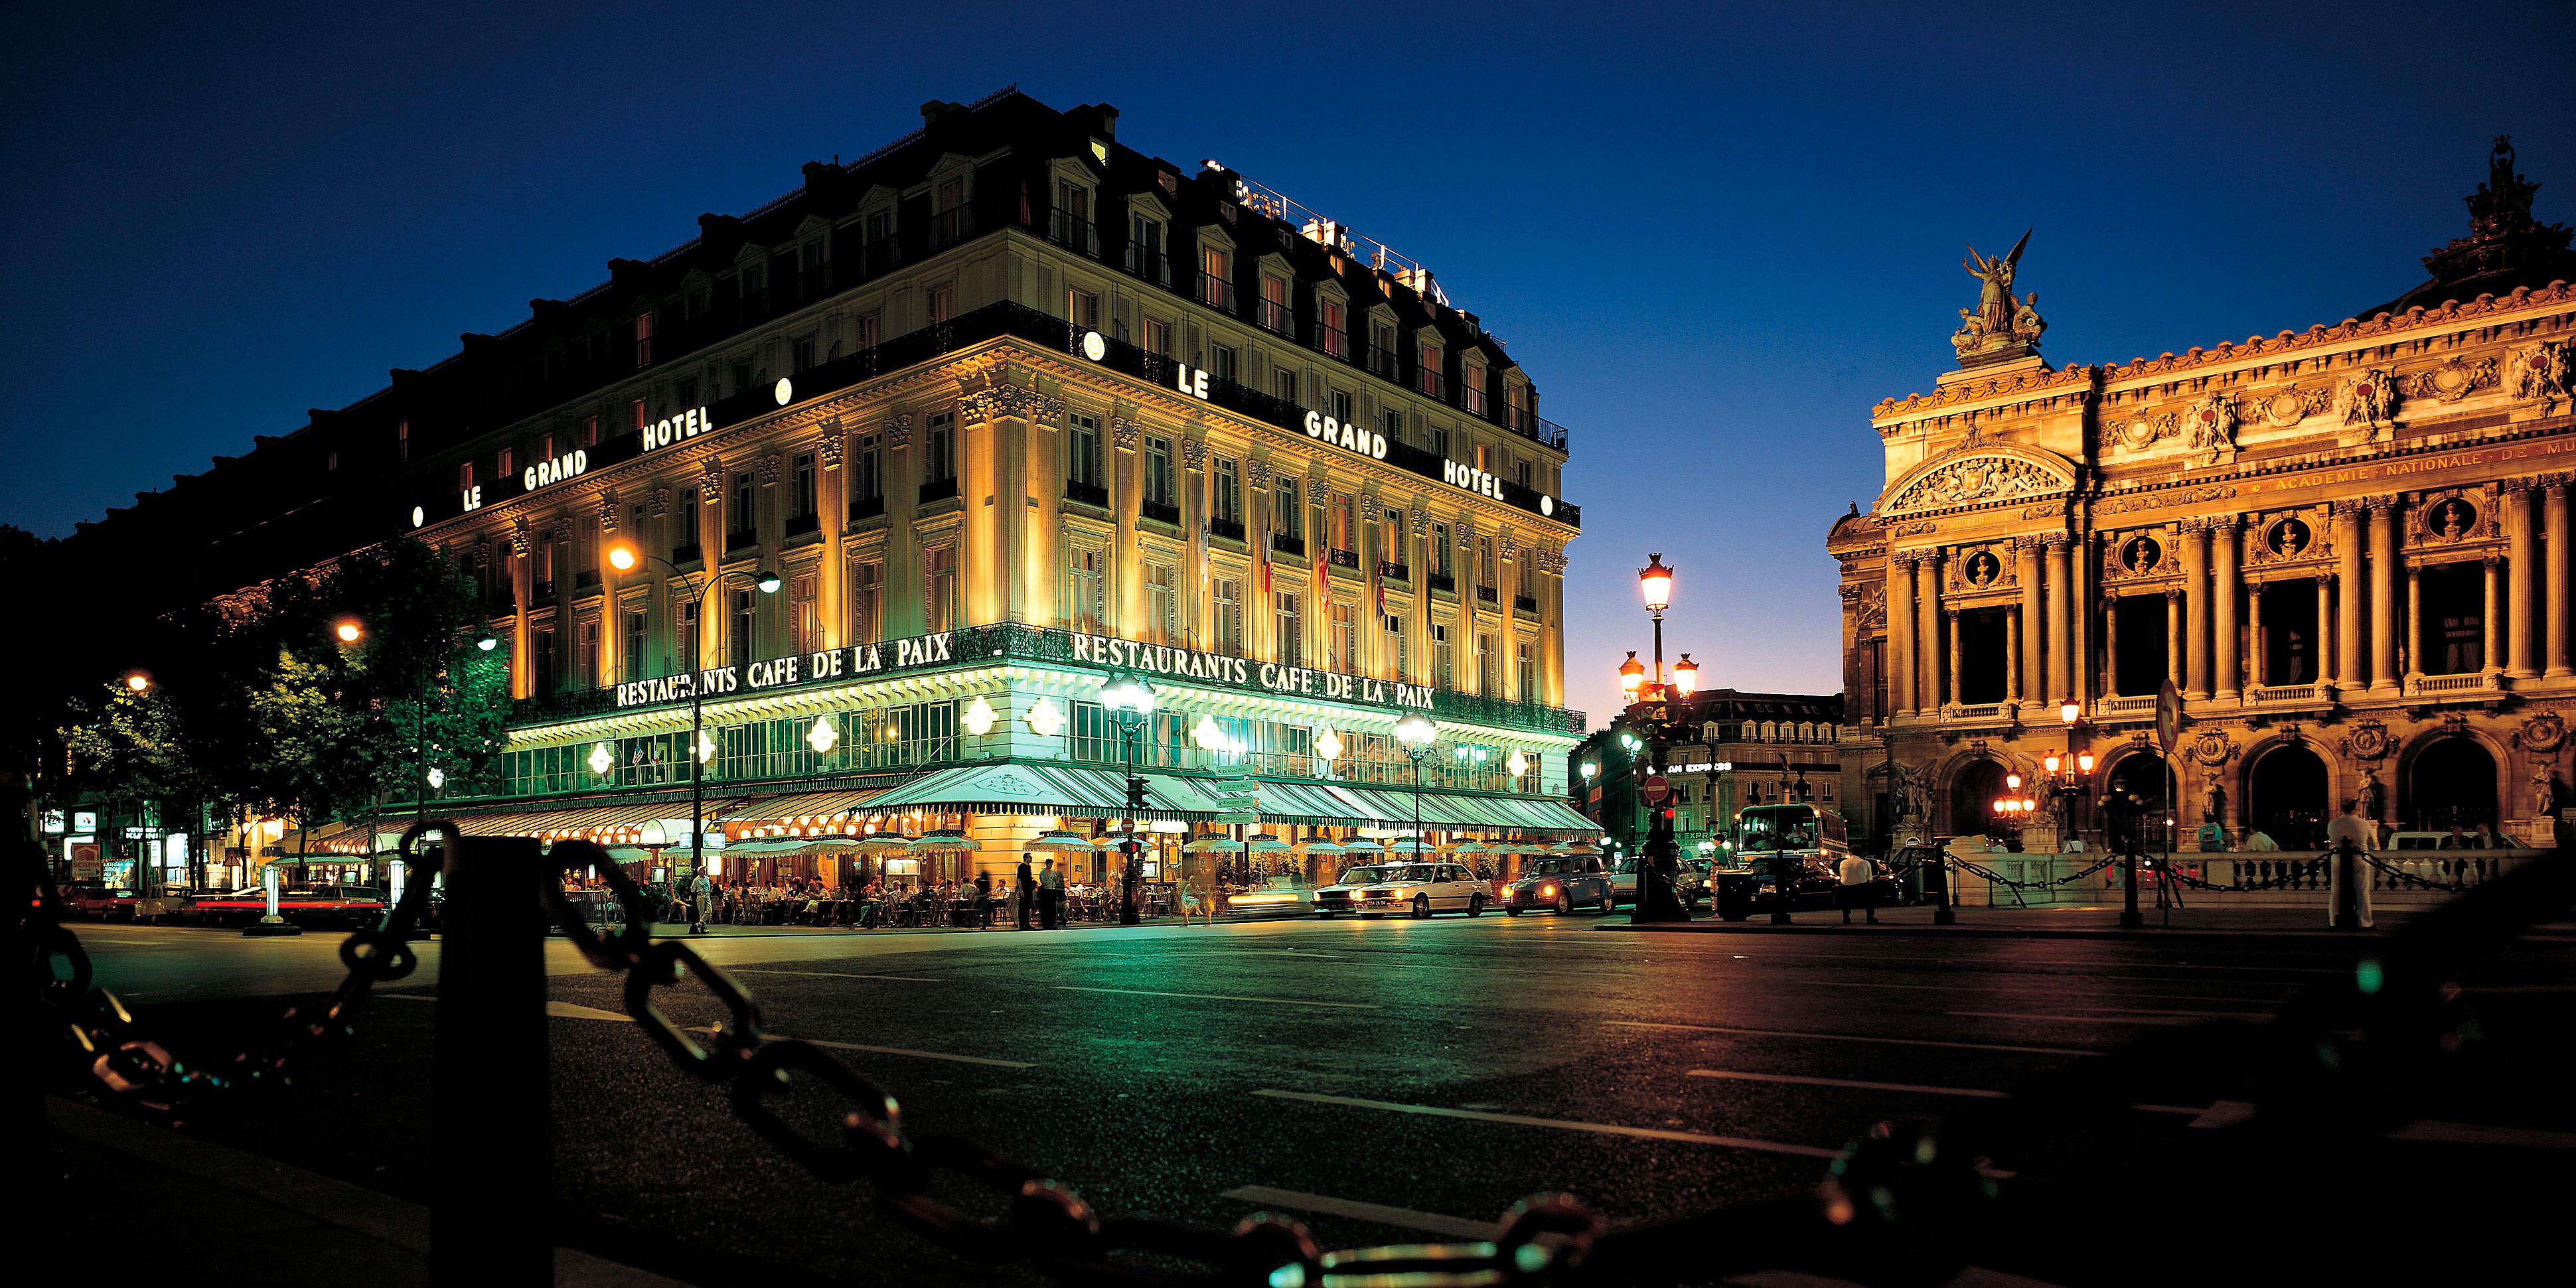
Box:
56 678 193 891
244 648 374 879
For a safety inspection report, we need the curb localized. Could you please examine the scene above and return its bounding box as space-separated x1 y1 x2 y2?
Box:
1590 920 2398 943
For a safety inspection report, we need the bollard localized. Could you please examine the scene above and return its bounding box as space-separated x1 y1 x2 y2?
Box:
430 833 552 1285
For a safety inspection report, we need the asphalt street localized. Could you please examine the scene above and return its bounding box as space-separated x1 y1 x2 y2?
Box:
51 910 2576 1286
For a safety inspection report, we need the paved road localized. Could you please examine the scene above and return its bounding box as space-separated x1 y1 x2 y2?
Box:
55 912 2576 1285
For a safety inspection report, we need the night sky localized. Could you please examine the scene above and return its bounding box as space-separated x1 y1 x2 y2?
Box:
6 1 2571 725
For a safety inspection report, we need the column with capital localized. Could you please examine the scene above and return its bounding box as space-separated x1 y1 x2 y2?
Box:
2405 565 2423 685
2047 537 2074 701
2246 582 2265 690
2102 591 2121 697
2505 484 2538 679
1541 547 1566 707
1917 553 1945 712
817 424 847 645
2370 500 2399 692
2016 539 2044 703
2483 553 2504 677
2549 479 2573 678
508 522 534 699
1889 555 1917 716
879 419 920 636
1110 414 1144 635
2070 534 2093 704
1248 460 1276 662
2164 587 2182 690
1945 609 1963 707
2213 518 2242 701
2314 577 2333 688
2006 606 2021 700
2332 503 2366 690
2182 522 2212 699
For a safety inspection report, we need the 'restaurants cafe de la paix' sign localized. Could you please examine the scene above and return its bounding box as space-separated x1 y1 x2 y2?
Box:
606 626 1437 715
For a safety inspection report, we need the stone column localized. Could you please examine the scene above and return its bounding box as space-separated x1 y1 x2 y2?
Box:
1249 461 1276 662
1026 409 1065 628
2550 480 2573 678
2315 577 2334 689
881 419 920 637
2101 594 2120 696
2332 502 2365 690
2071 535 2093 705
2506 484 2539 679
1543 547 1566 707
816 427 848 647
1890 555 1918 716
2048 537 2074 703
1917 553 1945 712
2006 607 2021 700
2213 518 2242 702
1945 609 1963 707
2164 588 2182 689
2017 539 2044 703
2246 582 2265 689
2483 553 2504 676
2405 565 2423 683
508 521 534 699
2182 522 2212 699
2369 500 2399 693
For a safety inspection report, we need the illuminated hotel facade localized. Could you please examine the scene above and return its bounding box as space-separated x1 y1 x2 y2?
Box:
122 90 1596 883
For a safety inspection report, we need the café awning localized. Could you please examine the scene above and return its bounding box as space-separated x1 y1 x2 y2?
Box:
858 763 1224 822
1252 781 1600 837
721 788 889 825
429 796 750 843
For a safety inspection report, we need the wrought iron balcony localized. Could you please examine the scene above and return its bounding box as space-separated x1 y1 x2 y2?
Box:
919 475 960 504
1207 516 1246 543
1064 478 1109 508
1269 532 1306 557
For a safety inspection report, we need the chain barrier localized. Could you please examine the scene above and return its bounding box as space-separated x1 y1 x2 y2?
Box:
30 822 443 1116
1946 855 2120 892
28 818 2576 1286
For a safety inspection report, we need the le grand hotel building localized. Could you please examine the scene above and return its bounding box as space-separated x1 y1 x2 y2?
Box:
108 90 1595 887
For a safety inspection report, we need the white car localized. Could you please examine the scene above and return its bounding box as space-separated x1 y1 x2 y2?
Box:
1313 861 1488 918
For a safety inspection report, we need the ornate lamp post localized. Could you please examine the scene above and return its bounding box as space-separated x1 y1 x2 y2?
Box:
1100 671 1157 924
608 543 778 889
1623 555 1691 924
2043 700 2095 849
1395 713 1438 853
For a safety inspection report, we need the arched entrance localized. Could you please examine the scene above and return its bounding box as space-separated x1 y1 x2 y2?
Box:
2404 737 2497 832
2247 743 2330 850
1949 759 2010 840
2104 751 2178 853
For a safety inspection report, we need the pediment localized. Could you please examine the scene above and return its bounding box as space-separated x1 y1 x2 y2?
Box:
1882 443 2076 515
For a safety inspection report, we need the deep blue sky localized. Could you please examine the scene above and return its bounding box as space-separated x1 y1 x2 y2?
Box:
6 1 2571 725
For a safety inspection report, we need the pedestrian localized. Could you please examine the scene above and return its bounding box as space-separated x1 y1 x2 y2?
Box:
688 867 714 935
2242 827 2279 852
1040 858 1065 929
973 870 994 929
2324 798 2375 930
1837 852 1880 924
1016 855 1036 930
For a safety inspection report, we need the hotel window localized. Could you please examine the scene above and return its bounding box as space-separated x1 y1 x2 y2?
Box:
1066 287 1099 328
1144 437 1174 508
458 461 475 491
925 411 956 484
536 534 556 590
924 545 958 633
934 177 966 242
396 421 409 461
1067 548 1105 632
1214 577 1241 650
1213 457 1240 522
1275 592 1303 666
793 334 816 373
634 311 654 368
789 573 819 654
1198 244 1232 309
1477 536 1495 589
1331 604 1357 671
1258 276 1291 334
497 446 514 478
1318 298 1348 358
850 559 882 643
1329 388 1353 425
727 589 755 664
1476 632 1496 693
1432 624 1453 685
856 311 879 350
1274 368 1297 403
1053 179 1091 251
532 626 556 695
1430 523 1452 576
1418 342 1443 397
623 608 648 682
677 599 701 669
1369 320 1397 374
1430 424 1450 459
578 618 601 687
1462 362 1487 416
1128 213 1165 279
729 471 755 538
1273 476 1302 539
540 431 556 464
1329 493 1354 552
1146 563 1179 643
1067 413 1103 490
1143 317 1171 356
1381 408 1402 445
583 413 600 447
1385 614 1408 678
854 437 883 506
926 282 954 324
1211 344 1238 383
1505 382 1529 429
1515 459 1531 489
673 488 698 556
791 452 816 520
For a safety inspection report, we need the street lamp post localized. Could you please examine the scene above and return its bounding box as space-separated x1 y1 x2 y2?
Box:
1620 555 1691 923
1395 713 1437 859
1100 672 1158 925
609 543 778 893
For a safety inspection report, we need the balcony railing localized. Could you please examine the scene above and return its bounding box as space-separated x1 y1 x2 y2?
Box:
1365 346 1400 380
1427 571 1456 595
1207 516 1245 543
1329 547 1360 571
1046 210 1099 257
1377 560 1410 583
846 495 885 523
919 475 960 504
2247 682 2322 705
1269 532 1306 557
1318 328 1350 360
1197 272 1235 312
1064 478 1109 508
1474 585 1499 605
1140 498 1181 526
927 206 974 250
1122 245 1169 286
723 528 759 554
670 543 703 567
782 510 820 539
1514 593 1539 615
1257 299 1294 335
1418 370 1446 399
574 569 599 589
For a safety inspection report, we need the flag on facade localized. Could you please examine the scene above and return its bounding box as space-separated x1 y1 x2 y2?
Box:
1313 539 1329 607
1371 558 1385 619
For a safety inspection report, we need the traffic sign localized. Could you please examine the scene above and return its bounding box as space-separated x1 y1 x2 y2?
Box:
2156 678 2182 755
1642 774 1671 806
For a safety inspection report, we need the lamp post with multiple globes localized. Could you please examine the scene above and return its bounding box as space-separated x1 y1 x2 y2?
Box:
1615 554 1693 924
607 542 779 887
1099 671 1157 925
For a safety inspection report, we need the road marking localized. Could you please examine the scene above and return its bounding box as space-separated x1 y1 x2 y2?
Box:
1054 985 1377 1009
733 967 943 983
793 1036 1034 1069
2386 1121 2576 1149
382 993 631 1023
1608 1019 2103 1058
1790 978 2289 1007
1251 1089 1845 1159
1946 1011 2198 1026
1220 1186 1493 1240
1687 1069 2008 1099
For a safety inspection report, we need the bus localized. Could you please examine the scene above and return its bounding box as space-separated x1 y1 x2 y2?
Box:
1731 803 1850 894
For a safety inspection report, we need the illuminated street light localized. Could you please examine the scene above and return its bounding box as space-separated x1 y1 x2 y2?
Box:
1671 653 1699 698
1618 651 1645 700
123 672 151 692
334 618 364 644
1637 553 1673 613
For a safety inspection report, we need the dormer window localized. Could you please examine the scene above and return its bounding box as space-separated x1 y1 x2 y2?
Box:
1258 275 1292 334
1417 341 1444 398
1461 360 1487 417
633 311 654 368
1318 297 1349 358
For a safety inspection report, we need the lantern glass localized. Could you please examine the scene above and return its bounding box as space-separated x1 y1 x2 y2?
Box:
1637 554 1674 612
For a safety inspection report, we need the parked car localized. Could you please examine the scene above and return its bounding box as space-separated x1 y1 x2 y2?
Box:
1602 855 1708 908
61 881 140 921
181 883 386 928
1503 855 1617 916
1314 861 1487 918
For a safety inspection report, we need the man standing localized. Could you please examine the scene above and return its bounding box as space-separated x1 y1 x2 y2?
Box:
2324 798 2375 930
688 867 714 936
1837 852 1880 924
1016 855 1037 930
1040 857 1065 929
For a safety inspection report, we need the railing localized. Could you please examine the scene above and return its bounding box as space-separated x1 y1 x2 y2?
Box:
1474 585 1498 605
1257 299 1294 335
1140 498 1181 526
927 206 974 250
783 511 820 538
1045 210 1099 257
2099 694 2157 715
1365 346 1400 380
2413 672 2492 695
1418 369 1446 399
1379 560 1410 582
845 496 884 523
1269 532 1305 557
1121 245 1168 286
2247 682 2320 705
723 529 759 554
1427 571 1456 595
1328 547 1360 571
919 475 960 504
1207 516 1245 543
669 543 703 567
1196 271 1234 312
573 569 599 589
1063 478 1109 508
1318 328 1349 360
1514 593 1538 615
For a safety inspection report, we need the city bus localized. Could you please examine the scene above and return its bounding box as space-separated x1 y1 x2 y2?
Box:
1730 802 1851 897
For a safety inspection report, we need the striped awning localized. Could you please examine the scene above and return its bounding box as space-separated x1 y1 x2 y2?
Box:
433 796 749 843
1253 781 1601 837
723 788 889 824
267 818 372 857
859 763 1223 822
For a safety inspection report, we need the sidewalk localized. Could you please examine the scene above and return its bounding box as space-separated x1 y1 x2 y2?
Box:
1597 902 2576 940
610 905 1312 937
43 1096 686 1287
